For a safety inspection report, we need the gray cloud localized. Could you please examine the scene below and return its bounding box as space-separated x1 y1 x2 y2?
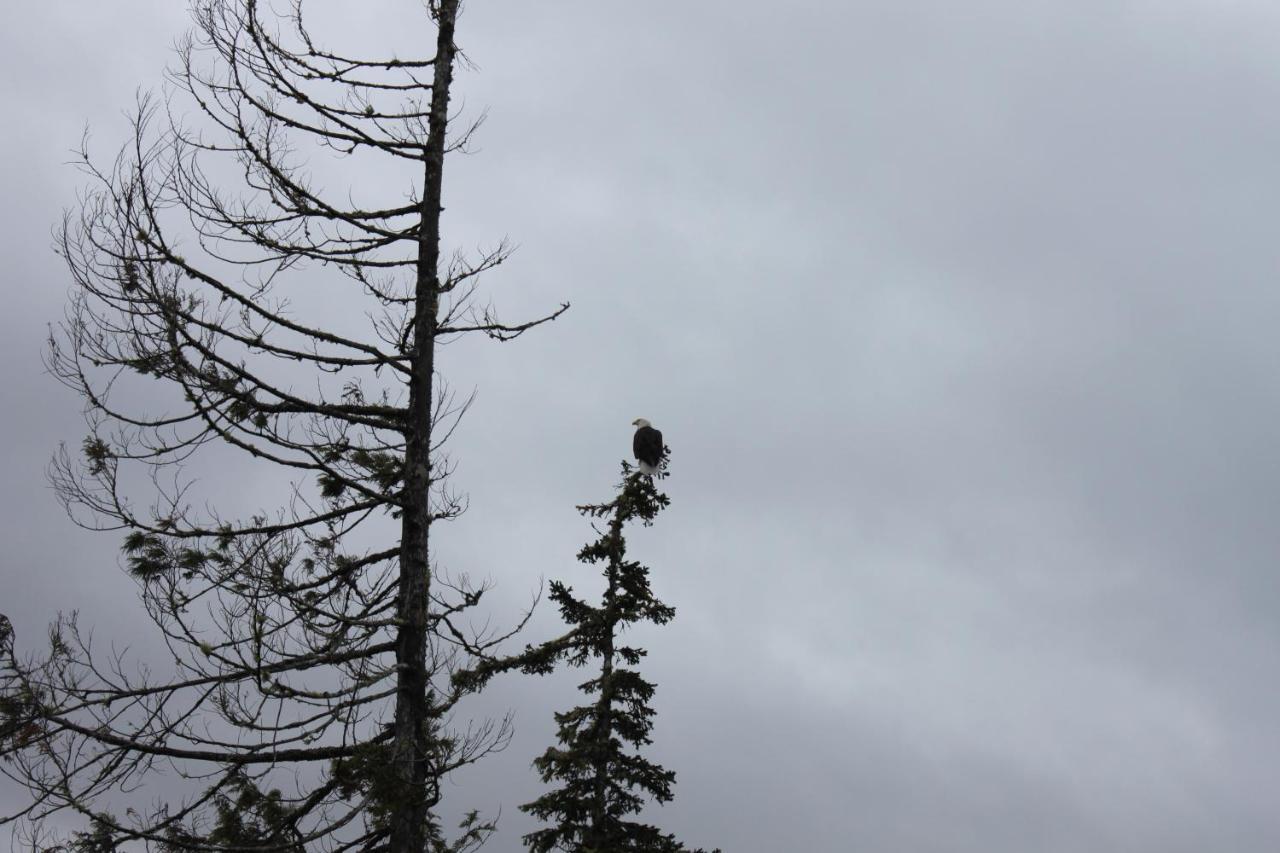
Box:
4 1 1280 849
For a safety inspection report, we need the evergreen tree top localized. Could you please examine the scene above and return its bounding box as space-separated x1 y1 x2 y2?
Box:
522 458 719 853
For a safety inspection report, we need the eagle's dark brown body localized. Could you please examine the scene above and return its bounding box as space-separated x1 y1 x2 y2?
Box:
633 422 664 473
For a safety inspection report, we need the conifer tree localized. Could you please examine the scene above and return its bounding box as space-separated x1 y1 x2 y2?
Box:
0 2 567 850
521 459 716 853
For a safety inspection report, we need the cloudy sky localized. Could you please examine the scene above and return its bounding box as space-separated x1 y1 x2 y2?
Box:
4 1 1280 850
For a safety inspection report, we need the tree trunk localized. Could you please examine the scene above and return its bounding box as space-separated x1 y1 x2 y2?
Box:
586 507 624 851
391 2 459 851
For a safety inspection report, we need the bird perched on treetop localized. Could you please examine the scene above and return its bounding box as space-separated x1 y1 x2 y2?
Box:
632 418 665 475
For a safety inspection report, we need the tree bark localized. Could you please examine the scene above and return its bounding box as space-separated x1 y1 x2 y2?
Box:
391 2 460 851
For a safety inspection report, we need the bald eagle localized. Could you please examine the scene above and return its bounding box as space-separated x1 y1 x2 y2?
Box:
632 418 664 475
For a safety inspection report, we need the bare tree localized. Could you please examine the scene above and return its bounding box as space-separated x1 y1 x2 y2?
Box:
0 1 566 850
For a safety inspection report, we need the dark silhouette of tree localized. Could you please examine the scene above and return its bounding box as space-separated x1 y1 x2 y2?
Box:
521 458 717 853
0 2 567 850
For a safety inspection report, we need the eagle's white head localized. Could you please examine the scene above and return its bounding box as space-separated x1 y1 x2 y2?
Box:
632 418 651 428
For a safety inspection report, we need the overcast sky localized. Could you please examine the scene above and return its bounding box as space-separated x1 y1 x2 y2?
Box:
4 1 1280 850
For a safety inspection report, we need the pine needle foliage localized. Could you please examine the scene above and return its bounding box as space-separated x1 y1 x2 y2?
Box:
521 457 716 853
